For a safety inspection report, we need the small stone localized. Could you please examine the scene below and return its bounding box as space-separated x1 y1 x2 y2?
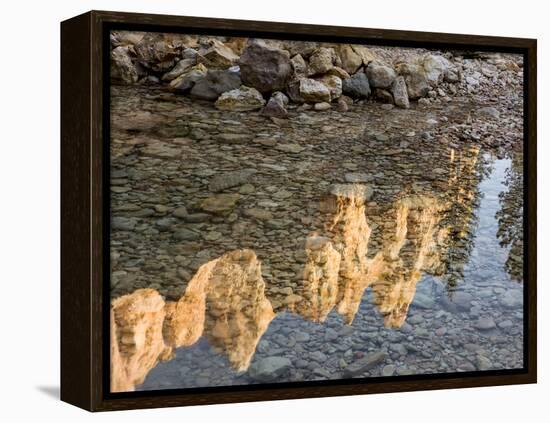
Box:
243 208 273 221
200 193 240 214
314 102 331 111
209 170 255 192
111 217 137 231
476 355 492 371
275 143 305 154
381 364 396 377
344 172 373 183
173 228 200 241
248 356 292 382
391 75 410 108
343 351 387 377
203 231 222 241
478 106 500 120
215 86 266 111
474 316 496 330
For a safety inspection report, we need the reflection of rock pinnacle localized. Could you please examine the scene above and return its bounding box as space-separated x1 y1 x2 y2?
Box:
111 249 274 392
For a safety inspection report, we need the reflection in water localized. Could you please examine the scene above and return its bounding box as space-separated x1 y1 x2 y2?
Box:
111 143 500 391
496 153 524 281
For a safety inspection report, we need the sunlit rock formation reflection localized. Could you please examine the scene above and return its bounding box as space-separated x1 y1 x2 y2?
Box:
111 249 274 391
111 142 489 391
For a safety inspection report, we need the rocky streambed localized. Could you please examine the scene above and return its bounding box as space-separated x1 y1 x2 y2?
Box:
108 32 524 392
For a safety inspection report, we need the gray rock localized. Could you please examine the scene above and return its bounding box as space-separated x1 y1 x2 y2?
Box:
190 69 242 100
412 292 435 309
395 62 430 99
314 102 331 111
343 351 387 377
169 64 207 92
249 356 292 382
421 55 451 86
239 40 292 93
197 39 239 69
134 33 179 72
308 47 337 75
451 291 474 311
391 76 410 109
381 364 396 377
209 170 255 192
294 332 310 342
366 61 397 89
288 78 331 103
111 216 137 231
111 46 138 84
474 316 496 330
172 206 188 218
499 291 522 309
317 75 342 100
162 57 196 81
173 228 200 241
344 172 373 183
478 106 500 119
342 72 371 98
290 54 308 78
476 355 492 371
261 91 289 118
390 343 408 356
311 351 328 362
215 86 266 111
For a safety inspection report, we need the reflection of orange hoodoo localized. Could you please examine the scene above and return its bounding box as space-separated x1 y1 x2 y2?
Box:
111 249 274 392
110 289 173 392
370 195 446 328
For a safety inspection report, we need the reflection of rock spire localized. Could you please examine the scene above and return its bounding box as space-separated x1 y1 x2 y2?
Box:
298 235 341 322
110 289 173 392
204 250 275 371
111 249 274 392
370 195 444 328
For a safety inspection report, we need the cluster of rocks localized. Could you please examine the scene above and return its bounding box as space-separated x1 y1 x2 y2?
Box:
111 31 468 115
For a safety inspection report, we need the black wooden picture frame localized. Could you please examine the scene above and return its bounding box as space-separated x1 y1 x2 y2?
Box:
60 10 537 412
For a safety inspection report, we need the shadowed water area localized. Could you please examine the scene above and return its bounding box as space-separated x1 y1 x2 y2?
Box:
109 85 523 392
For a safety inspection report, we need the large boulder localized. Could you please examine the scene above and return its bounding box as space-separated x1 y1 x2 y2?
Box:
421 54 454 86
391 76 410 109
111 46 139 84
239 40 292 93
261 91 289 118
308 47 337 75
197 39 239 69
287 78 331 103
342 72 371 98
290 54 308 78
395 62 430 100
284 41 319 58
162 57 196 81
351 45 378 66
190 69 242 100
336 44 363 74
134 33 179 72
169 63 207 92
366 61 397 89
317 75 342 100
215 86 266 111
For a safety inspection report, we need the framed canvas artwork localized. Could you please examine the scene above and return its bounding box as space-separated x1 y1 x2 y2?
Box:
60 10 536 411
